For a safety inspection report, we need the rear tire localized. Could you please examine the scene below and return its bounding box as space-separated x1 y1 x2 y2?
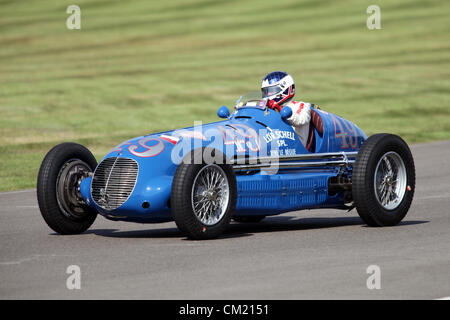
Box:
352 134 415 226
171 148 237 240
37 143 98 234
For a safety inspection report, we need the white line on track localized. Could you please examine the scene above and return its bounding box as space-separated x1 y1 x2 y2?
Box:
0 254 74 266
0 189 35 196
435 297 450 300
416 194 450 200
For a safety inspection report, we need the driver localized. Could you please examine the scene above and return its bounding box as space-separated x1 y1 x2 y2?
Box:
261 71 312 147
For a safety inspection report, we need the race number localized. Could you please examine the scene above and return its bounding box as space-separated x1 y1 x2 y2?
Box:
217 124 261 153
128 137 165 157
331 115 358 149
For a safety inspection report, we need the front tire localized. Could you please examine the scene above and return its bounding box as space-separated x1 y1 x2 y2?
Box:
37 142 98 234
352 134 415 226
171 149 237 240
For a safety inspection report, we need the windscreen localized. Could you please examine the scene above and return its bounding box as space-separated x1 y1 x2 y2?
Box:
234 91 268 110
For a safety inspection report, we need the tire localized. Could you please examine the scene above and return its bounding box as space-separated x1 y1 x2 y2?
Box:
171 148 237 240
37 142 98 234
352 134 415 226
233 216 265 223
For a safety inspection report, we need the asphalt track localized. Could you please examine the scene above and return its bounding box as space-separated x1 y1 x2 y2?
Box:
1 141 449 300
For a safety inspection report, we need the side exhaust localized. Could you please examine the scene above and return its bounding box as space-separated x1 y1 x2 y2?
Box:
232 151 357 171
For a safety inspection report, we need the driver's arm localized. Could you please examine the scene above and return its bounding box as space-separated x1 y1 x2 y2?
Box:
287 102 311 127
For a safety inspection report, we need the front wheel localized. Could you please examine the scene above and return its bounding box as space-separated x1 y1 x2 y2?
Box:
171 149 237 240
37 142 98 234
352 134 415 226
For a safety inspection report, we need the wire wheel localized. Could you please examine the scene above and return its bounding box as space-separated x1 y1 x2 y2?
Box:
191 164 230 226
352 133 415 227
373 151 407 210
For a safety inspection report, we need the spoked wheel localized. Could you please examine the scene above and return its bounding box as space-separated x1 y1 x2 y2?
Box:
191 164 230 226
171 148 237 240
37 143 98 234
353 134 415 226
373 151 407 210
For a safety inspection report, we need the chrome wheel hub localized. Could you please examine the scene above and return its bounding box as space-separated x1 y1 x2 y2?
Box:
374 151 407 210
191 164 230 226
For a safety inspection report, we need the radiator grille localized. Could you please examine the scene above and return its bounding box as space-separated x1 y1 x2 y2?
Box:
91 157 138 211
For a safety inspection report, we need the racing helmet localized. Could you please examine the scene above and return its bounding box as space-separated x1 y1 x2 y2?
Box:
261 71 295 111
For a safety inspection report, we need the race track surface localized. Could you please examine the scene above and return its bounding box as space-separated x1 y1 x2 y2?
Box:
1 141 449 299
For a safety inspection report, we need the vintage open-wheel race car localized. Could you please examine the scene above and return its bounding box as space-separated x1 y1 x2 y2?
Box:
37 92 415 239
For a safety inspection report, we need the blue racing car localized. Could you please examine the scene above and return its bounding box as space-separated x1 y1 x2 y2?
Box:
37 92 415 239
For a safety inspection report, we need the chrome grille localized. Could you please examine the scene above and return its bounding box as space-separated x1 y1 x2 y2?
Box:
91 157 138 211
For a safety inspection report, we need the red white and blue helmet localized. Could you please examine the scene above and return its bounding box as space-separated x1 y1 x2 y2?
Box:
261 71 295 111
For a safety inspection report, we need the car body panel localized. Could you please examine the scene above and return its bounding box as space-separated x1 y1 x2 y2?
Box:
80 105 367 223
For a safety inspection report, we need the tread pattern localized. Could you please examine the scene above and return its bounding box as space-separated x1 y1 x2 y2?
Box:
37 142 98 234
352 134 415 226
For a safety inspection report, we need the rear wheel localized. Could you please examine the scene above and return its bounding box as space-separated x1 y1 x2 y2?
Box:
37 143 98 234
171 149 237 240
352 134 415 226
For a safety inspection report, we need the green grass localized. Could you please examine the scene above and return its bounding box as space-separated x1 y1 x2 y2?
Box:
1 0 449 191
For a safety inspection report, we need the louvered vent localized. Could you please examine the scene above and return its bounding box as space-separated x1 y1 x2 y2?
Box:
91 157 138 211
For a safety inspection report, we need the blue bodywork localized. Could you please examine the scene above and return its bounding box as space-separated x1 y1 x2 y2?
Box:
80 106 367 223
